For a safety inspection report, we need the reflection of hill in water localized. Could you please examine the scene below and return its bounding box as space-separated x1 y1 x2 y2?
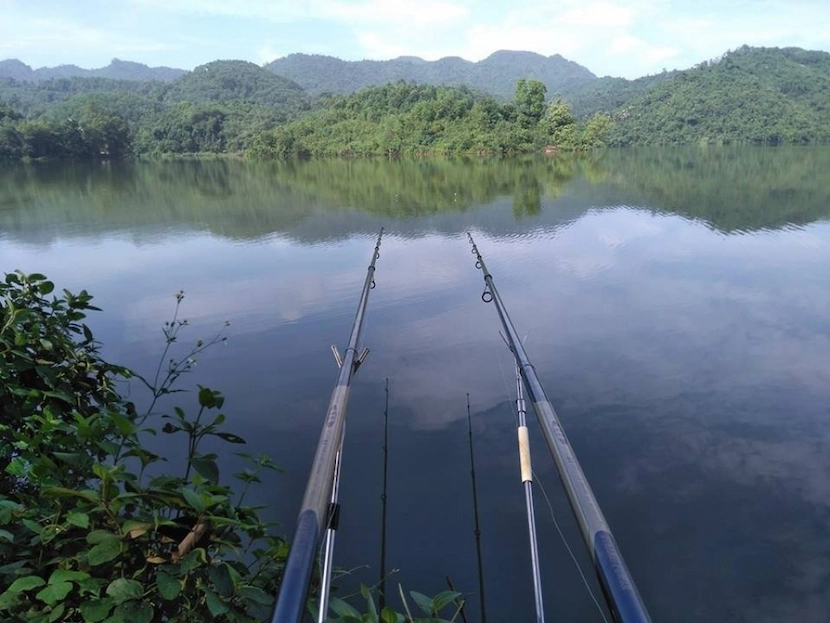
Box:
1 147 828 245
595 147 830 232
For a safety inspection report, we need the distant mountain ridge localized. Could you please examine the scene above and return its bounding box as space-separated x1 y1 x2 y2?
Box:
263 50 596 100
0 58 186 82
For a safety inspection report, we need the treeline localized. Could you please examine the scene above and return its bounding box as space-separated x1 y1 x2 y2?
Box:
0 61 309 159
2 46 830 160
249 80 611 157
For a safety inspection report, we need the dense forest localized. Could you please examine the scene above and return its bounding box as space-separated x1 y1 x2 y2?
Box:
247 81 611 157
609 46 830 145
0 45 829 160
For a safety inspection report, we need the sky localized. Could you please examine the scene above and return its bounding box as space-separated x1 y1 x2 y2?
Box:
1 0 829 79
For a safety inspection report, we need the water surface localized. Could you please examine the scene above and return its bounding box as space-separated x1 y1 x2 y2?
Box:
2 148 830 622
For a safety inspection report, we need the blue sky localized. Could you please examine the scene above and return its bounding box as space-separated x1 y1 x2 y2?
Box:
1 0 828 79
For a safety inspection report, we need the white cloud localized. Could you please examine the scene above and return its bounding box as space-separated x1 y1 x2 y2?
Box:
327 0 469 27
0 14 173 65
609 34 679 64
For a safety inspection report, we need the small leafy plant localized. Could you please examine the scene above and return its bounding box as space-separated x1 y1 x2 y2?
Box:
317 583 465 623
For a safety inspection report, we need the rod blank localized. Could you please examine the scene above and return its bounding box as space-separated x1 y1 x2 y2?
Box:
468 232 651 623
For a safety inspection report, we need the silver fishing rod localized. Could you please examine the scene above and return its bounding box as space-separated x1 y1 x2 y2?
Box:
513 354 545 623
271 229 384 623
467 233 651 623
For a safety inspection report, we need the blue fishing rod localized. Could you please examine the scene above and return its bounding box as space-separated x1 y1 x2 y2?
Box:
271 229 384 623
467 233 651 623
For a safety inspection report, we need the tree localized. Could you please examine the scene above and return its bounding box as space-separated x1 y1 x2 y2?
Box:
515 79 547 125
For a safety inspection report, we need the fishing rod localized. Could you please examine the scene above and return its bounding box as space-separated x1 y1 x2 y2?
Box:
379 377 390 610
512 353 545 623
466 393 487 623
271 229 384 623
467 233 651 623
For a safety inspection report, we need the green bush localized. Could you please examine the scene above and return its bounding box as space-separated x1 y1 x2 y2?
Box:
0 272 285 623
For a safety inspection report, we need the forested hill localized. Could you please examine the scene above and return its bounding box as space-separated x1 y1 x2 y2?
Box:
610 46 830 145
264 50 596 100
163 61 307 107
0 58 186 82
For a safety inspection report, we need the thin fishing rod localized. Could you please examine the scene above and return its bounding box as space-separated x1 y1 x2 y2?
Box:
466 393 487 623
514 356 545 623
379 377 390 610
271 229 384 623
467 233 651 623
317 433 344 622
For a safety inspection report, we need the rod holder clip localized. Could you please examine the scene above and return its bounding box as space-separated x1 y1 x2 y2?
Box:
353 347 370 371
331 345 343 369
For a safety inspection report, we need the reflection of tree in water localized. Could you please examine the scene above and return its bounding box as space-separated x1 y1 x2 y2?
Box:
2 147 828 241
0 155 603 240
512 169 542 219
597 146 830 231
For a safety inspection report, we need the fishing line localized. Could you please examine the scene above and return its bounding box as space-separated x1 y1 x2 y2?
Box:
533 470 611 623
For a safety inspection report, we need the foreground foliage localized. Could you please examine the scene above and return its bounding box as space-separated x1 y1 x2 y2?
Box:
0 273 285 622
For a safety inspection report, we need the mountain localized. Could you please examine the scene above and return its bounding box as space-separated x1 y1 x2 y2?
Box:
609 46 830 145
0 58 186 82
0 59 36 81
264 50 596 100
163 60 307 108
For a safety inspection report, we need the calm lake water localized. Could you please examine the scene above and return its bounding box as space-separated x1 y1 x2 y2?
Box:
2 148 830 622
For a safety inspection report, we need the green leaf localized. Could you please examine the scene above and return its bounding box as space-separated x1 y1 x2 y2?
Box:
105 578 143 604
22 518 43 534
215 432 246 444
236 585 274 607
156 571 181 601
191 457 219 483
49 569 90 584
53 452 84 466
0 528 13 542
5 576 46 592
198 386 216 408
208 563 234 598
178 548 207 574
328 596 361 617
66 512 90 529
35 581 73 605
88 538 121 566
48 601 66 623
39 281 55 295
430 590 462 612
87 530 119 545
409 591 434 616
80 599 114 623
113 600 153 623
205 588 229 616
181 487 206 513
380 607 402 623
